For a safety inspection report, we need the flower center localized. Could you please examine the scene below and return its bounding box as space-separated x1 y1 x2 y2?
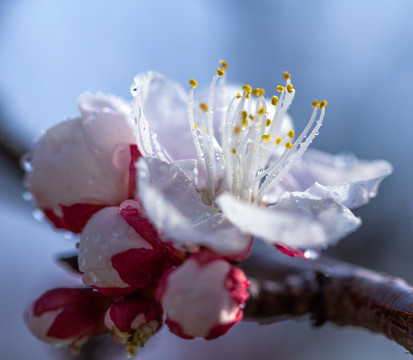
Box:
188 62 327 205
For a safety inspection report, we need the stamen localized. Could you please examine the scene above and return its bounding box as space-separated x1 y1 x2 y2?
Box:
200 103 208 112
219 60 229 70
276 85 285 92
312 100 319 108
319 100 328 109
266 119 271 127
216 68 225 77
189 79 198 88
232 148 237 154
275 137 282 145
287 84 294 93
285 141 292 149
283 71 291 81
287 130 294 139
253 88 265 97
261 134 271 143
258 106 265 115
271 96 279 106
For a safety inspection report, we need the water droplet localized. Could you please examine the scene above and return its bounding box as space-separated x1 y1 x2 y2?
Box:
63 231 76 240
334 151 357 170
304 249 320 260
21 154 33 172
32 209 45 222
22 191 33 202
112 144 129 170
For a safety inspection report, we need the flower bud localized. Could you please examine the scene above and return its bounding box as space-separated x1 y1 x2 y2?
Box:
78 199 182 296
105 294 163 348
25 288 110 352
157 251 249 340
24 93 140 233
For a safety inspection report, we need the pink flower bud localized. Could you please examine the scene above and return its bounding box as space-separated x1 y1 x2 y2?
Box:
25 288 110 351
24 93 140 233
104 294 163 347
78 199 182 296
157 251 250 340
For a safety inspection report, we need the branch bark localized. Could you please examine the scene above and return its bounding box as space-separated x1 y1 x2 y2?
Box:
243 252 413 355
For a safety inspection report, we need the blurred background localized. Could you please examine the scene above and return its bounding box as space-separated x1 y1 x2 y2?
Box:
1 0 413 359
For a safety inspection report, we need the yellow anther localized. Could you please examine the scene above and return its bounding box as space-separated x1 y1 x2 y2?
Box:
275 137 282 145
286 84 294 93
236 93 242 99
266 119 271 127
319 100 328 109
200 103 208 112
261 134 271 143
232 148 237 154
285 141 293 149
283 71 291 81
241 111 247 119
242 118 248 127
194 124 198 130
253 88 265 97
189 79 198 88
271 96 279 106
277 85 285 92
216 68 225 76
312 100 319 108
242 85 252 94
258 106 265 115
254 149 257 152
287 130 294 139
219 59 229 70
234 126 242 135
248 114 254 121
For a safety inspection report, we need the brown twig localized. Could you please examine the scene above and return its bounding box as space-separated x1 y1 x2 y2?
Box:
243 254 413 355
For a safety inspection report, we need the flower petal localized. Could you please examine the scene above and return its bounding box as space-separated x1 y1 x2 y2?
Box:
217 193 361 249
285 149 392 209
136 157 252 257
131 71 196 160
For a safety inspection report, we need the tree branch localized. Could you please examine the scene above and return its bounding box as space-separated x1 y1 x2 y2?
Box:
243 254 413 355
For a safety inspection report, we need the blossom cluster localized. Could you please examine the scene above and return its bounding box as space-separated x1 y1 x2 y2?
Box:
23 63 391 357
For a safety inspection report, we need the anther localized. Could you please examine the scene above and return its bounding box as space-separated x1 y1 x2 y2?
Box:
200 103 209 112
253 88 265 97
287 84 294 93
258 107 265 115
189 79 198 88
242 85 252 94
275 137 282 145
312 100 319 108
287 130 294 139
219 60 229 70
283 71 291 81
266 119 271 127
319 100 328 109
277 85 285 92
271 96 279 106
234 126 242 135
285 141 293 149
232 148 237 154
261 134 271 143
236 93 242 99
216 68 225 76
248 114 254 121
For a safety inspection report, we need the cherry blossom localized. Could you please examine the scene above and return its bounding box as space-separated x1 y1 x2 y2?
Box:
132 65 392 258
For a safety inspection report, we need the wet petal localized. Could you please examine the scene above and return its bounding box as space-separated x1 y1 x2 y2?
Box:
136 157 252 257
286 149 392 209
131 71 196 160
217 193 361 249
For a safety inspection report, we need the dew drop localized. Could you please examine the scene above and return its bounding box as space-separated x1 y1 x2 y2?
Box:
21 154 33 172
63 231 76 240
112 144 130 170
22 191 33 202
304 249 320 260
32 209 45 222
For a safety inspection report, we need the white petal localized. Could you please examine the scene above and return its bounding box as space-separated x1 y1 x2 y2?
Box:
26 93 135 209
131 71 196 160
217 193 361 249
285 149 392 209
137 157 251 256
